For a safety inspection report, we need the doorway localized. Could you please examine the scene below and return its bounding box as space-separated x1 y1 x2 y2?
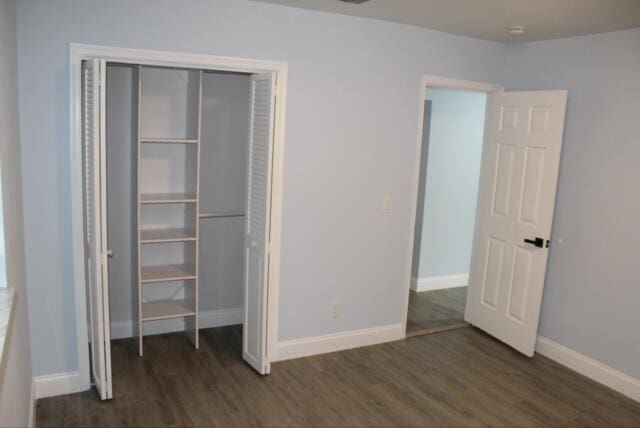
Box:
71 45 287 400
406 87 489 337
403 75 568 357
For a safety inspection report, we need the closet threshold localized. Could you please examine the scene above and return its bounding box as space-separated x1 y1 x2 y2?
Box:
140 138 198 144
141 300 195 321
140 228 197 243
141 264 196 283
140 193 197 204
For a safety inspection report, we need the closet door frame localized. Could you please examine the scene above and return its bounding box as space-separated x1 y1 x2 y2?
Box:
69 44 288 394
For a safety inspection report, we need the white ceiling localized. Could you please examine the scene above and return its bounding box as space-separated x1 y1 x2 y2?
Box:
253 0 640 43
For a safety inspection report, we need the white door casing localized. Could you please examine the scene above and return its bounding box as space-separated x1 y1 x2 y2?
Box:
82 58 113 399
243 72 277 374
465 90 567 357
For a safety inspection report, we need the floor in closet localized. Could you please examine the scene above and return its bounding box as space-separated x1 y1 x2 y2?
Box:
36 325 640 427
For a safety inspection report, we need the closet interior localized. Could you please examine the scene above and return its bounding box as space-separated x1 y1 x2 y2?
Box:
105 63 252 356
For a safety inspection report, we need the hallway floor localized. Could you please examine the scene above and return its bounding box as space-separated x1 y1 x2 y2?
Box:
406 286 467 336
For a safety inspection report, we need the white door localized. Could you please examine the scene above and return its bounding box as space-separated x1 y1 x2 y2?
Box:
82 58 113 399
243 72 276 374
465 90 567 357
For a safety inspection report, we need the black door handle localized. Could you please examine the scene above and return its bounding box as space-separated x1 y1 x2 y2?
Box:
524 237 549 248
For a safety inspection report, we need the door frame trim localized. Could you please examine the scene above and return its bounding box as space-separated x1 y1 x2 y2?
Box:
69 43 288 392
401 75 503 337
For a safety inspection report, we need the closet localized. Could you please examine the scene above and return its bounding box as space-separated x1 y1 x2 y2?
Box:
82 57 276 400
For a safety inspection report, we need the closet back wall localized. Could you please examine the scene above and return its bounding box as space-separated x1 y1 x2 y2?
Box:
15 0 508 377
199 72 250 318
107 68 250 338
106 64 136 338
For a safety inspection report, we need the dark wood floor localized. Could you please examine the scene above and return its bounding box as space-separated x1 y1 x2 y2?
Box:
36 326 640 427
406 286 468 336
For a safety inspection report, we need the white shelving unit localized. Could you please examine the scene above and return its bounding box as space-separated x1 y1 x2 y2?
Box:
135 66 203 356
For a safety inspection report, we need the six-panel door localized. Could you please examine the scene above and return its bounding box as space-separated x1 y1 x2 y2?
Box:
465 91 567 356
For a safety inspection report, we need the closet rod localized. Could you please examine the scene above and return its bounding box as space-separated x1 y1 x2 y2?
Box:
199 211 245 219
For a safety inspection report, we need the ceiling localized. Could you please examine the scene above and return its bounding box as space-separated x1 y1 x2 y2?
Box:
253 0 640 43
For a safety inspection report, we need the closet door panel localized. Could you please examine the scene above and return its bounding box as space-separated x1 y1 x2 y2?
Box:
82 58 112 400
243 73 276 375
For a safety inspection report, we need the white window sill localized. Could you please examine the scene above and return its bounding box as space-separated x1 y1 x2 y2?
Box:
0 287 16 369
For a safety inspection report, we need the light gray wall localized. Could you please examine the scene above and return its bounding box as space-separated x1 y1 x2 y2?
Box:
199 72 250 313
0 0 32 425
507 27 640 379
413 89 486 279
15 0 508 376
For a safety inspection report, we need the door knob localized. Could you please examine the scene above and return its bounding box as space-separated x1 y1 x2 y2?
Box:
106 249 114 258
523 237 549 248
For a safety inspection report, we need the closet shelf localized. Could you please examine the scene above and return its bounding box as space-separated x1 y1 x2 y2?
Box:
140 193 197 204
140 264 196 283
140 138 198 144
141 300 195 321
140 228 197 243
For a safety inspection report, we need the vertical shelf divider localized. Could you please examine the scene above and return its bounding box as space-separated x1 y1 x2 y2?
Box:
185 69 203 349
135 65 143 356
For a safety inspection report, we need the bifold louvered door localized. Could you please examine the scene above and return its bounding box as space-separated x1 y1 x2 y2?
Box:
243 73 276 374
82 58 113 400
465 91 567 357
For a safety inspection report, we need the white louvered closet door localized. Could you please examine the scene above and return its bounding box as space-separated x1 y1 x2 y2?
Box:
243 72 276 374
82 58 112 399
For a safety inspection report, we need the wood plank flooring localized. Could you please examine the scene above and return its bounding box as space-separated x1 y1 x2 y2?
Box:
406 286 468 336
36 326 640 427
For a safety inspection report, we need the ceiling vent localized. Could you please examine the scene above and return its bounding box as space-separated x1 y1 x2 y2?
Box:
338 0 370 4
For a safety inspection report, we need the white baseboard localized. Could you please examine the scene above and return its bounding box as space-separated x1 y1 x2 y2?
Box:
274 323 404 362
411 274 468 292
33 370 84 399
536 336 640 403
111 307 243 339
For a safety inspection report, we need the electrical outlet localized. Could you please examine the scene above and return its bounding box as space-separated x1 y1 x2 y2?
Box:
331 302 340 319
